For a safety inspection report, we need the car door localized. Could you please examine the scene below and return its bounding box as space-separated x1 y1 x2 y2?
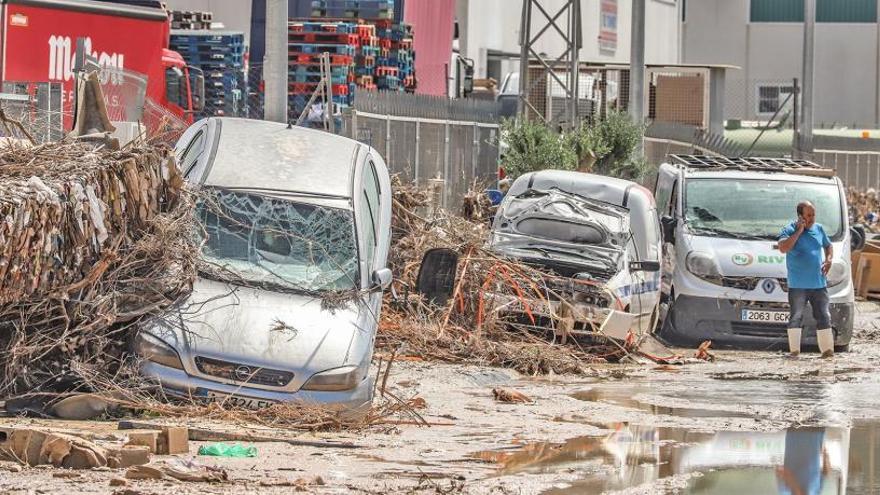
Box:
654 164 680 322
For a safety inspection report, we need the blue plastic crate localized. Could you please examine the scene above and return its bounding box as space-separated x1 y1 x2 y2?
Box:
170 30 245 45
289 21 357 34
289 64 351 76
288 43 356 56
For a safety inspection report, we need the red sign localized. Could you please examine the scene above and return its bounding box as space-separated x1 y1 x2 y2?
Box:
599 0 618 53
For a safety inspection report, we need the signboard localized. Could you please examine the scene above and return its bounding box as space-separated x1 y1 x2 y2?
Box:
599 0 618 53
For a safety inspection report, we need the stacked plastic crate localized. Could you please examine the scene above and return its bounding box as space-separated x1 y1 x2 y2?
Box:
288 0 416 118
170 29 246 119
287 22 357 117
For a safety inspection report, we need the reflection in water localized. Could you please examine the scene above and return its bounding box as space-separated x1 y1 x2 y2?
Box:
472 421 880 494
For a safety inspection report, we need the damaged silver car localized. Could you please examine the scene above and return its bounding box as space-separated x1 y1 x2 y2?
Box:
132 118 392 410
487 170 662 338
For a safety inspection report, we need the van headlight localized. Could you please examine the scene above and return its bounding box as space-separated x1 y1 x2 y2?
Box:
827 261 849 287
133 332 184 370
686 252 722 283
302 363 366 392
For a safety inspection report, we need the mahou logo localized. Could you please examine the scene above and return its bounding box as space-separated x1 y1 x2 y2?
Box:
48 36 125 84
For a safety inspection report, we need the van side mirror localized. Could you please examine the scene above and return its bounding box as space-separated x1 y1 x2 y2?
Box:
416 248 459 306
660 215 677 244
372 268 393 290
630 261 661 272
188 66 205 112
851 224 867 251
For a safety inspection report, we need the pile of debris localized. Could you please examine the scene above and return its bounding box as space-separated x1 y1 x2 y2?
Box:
849 187 880 233
379 178 624 376
0 140 195 397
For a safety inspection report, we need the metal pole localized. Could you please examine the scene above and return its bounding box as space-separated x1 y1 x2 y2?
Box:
569 0 581 129
264 0 289 123
800 0 815 153
517 0 532 120
793 77 800 157
629 0 646 151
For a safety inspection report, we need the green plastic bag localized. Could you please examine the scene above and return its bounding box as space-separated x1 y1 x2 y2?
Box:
197 442 257 457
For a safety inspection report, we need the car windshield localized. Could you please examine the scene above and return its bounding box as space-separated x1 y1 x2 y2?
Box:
685 179 843 239
196 189 359 292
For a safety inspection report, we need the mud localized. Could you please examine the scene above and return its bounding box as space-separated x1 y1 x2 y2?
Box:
1 301 879 494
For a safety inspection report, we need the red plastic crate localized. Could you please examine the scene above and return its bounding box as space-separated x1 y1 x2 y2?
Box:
290 53 354 65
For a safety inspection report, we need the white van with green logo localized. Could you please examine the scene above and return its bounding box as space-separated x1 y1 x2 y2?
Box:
653 155 859 351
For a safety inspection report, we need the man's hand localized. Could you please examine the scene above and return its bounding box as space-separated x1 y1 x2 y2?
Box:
822 259 832 276
796 217 806 233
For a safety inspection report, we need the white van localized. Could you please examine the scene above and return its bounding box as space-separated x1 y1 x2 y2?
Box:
488 170 663 335
654 155 856 351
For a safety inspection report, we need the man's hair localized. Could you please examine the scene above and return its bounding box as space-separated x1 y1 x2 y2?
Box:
796 201 814 216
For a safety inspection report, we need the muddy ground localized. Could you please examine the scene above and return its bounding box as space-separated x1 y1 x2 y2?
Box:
1 301 879 495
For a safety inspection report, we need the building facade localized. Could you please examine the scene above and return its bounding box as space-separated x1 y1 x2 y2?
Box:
455 0 683 84
683 0 880 128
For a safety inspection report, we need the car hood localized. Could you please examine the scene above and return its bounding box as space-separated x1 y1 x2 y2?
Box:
151 278 365 375
686 235 845 277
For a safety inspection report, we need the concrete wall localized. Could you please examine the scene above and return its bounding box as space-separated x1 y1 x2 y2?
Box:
683 0 880 127
164 0 253 40
458 0 682 81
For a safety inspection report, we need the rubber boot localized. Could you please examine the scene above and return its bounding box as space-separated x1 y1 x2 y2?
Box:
817 328 834 358
787 328 802 356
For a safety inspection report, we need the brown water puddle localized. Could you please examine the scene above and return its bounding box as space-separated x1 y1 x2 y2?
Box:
570 387 753 419
471 421 880 495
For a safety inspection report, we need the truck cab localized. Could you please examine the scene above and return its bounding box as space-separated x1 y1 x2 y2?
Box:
654 154 856 351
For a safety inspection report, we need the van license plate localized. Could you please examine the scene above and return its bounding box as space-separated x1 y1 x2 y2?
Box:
740 310 789 323
205 392 275 410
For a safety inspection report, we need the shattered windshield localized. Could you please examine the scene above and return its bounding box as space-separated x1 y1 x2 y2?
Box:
196 189 359 292
685 179 843 239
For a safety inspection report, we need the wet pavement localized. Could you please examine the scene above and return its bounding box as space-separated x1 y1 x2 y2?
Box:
1 301 879 494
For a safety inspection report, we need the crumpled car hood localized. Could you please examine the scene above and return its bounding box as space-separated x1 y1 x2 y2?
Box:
151 278 365 376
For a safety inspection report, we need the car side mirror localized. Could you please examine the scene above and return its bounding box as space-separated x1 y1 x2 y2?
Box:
416 248 460 306
372 268 393 290
851 224 867 251
630 261 661 272
660 215 677 245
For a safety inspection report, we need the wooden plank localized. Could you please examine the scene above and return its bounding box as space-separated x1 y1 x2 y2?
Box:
117 420 362 449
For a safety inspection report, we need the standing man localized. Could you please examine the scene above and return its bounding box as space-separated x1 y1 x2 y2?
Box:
778 201 834 358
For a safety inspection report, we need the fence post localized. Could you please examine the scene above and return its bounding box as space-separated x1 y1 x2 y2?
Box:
385 115 391 163
473 123 480 186
414 120 421 183
444 121 450 209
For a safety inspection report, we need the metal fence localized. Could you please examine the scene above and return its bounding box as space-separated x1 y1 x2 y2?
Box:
0 82 64 144
342 90 502 208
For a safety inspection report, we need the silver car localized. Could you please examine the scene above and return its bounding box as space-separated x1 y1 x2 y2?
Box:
132 118 392 409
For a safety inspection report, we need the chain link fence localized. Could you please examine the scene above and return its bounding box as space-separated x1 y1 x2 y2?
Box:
0 82 64 144
342 90 502 208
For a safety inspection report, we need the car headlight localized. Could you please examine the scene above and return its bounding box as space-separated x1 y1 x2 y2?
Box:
827 261 849 287
686 251 721 281
302 364 365 392
133 332 185 370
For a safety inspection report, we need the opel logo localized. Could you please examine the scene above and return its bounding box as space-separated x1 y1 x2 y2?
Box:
233 366 253 381
762 279 776 294
732 253 754 266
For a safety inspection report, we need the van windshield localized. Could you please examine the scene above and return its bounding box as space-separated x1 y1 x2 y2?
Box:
196 189 359 292
684 179 843 240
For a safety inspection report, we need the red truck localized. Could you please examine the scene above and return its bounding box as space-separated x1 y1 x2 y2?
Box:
0 0 203 127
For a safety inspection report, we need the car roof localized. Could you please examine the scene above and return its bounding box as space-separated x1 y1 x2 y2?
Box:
203 118 362 200
681 169 840 184
508 170 646 208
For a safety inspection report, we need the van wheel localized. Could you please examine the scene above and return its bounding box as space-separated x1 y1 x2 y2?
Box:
834 343 851 353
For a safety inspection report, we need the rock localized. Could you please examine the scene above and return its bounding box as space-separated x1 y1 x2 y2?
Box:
109 478 128 487
124 431 159 454
491 388 532 403
107 446 151 468
157 427 189 455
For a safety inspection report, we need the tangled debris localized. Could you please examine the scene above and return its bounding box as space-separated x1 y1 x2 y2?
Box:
0 140 193 397
379 177 624 376
849 187 880 233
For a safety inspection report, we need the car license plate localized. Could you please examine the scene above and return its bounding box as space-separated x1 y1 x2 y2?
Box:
740 309 789 323
205 391 275 410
